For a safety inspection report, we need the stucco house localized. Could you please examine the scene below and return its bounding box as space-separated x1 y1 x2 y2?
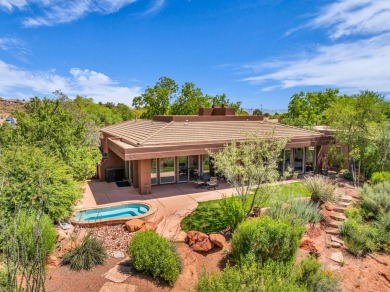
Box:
97 106 336 194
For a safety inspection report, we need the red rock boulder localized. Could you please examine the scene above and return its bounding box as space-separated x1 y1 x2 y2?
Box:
125 219 145 232
209 233 226 248
187 231 214 252
299 235 317 253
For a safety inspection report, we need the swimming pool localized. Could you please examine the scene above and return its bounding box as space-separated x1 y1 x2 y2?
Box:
72 201 156 226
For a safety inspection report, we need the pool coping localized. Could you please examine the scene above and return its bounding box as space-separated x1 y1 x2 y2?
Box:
70 200 157 227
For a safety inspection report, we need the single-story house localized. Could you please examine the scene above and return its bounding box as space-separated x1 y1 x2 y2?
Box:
98 105 338 194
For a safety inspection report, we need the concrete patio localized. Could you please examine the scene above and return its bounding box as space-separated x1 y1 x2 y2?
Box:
77 180 236 240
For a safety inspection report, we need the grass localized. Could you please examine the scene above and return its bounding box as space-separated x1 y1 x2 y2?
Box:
181 182 310 234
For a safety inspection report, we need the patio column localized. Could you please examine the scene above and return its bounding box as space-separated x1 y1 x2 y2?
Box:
137 159 152 195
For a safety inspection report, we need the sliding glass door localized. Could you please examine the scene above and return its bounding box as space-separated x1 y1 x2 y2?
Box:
188 155 199 181
178 156 188 183
160 157 175 184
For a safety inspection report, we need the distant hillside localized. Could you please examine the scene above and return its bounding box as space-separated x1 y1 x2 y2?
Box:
0 97 25 118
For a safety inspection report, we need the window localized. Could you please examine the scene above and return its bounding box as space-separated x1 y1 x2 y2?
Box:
178 156 188 183
294 148 304 173
305 147 316 172
160 157 175 184
151 159 157 185
188 155 199 181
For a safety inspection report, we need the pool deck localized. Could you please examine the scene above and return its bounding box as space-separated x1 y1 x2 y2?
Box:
77 179 302 240
77 180 236 239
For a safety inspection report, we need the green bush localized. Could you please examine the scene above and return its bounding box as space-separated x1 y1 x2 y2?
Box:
62 232 107 271
267 199 322 226
340 219 377 255
371 171 390 184
10 211 57 261
340 169 353 181
231 216 305 263
344 206 361 220
328 145 346 171
128 231 181 284
304 176 338 204
300 256 341 292
375 212 390 253
360 181 390 220
219 194 246 230
0 268 7 290
196 261 307 292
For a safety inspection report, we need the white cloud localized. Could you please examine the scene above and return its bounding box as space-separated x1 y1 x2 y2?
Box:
0 37 31 60
310 0 390 39
243 0 390 95
0 60 142 105
0 0 138 27
244 33 390 93
142 0 165 16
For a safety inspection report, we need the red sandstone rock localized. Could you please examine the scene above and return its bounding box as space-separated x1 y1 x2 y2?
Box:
299 235 317 253
209 233 226 248
46 255 59 267
306 223 322 239
139 222 156 232
187 231 214 252
324 203 334 211
125 219 145 232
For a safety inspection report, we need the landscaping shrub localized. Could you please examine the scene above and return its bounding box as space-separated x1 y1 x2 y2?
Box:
10 211 57 261
304 176 338 204
328 145 346 171
267 199 322 226
371 171 390 184
0 268 7 290
219 194 246 230
300 256 341 292
128 231 181 284
340 169 353 181
374 212 390 253
360 181 390 220
340 219 377 255
231 216 305 263
344 206 361 220
196 261 306 292
62 232 107 271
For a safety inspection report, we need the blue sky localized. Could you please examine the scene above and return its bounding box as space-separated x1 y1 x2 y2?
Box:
0 0 389 111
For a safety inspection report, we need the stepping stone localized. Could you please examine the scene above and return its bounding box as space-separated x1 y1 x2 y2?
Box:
327 220 341 228
331 236 345 245
333 206 347 213
331 242 341 248
330 213 346 221
330 251 344 264
99 282 136 292
340 195 352 203
104 264 132 283
326 228 341 235
112 251 125 258
339 202 350 208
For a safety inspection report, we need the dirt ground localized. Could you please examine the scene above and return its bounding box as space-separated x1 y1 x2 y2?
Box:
46 180 390 292
46 243 229 292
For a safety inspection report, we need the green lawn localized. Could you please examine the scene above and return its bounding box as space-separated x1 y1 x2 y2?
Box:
181 182 310 234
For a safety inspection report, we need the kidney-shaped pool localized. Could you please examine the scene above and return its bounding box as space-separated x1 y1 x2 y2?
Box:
72 201 155 226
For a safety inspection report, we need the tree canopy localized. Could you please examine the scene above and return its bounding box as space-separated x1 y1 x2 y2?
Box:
132 76 243 117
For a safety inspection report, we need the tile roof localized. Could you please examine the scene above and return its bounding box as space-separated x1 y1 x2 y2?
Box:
102 119 323 148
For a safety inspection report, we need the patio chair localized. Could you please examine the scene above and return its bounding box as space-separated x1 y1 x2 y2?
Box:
206 177 218 190
194 179 206 189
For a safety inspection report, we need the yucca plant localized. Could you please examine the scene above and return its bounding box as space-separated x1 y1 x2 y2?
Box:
62 232 107 271
304 175 338 204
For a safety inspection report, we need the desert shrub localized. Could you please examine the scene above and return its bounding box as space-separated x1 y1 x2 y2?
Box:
128 231 181 284
340 219 377 255
196 261 307 292
10 211 57 261
371 171 390 184
267 199 322 226
62 232 107 271
304 176 338 204
360 182 390 220
0 268 7 290
340 169 353 181
344 206 361 220
219 194 246 230
328 145 346 171
375 212 390 253
231 216 305 263
300 255 341 292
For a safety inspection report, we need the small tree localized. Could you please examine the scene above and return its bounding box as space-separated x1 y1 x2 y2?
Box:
210 130 288 220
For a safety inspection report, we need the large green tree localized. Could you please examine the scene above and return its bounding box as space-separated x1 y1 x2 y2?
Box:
284 89 340 127
132 76 179 118
325 90 390 180
170 82 209 115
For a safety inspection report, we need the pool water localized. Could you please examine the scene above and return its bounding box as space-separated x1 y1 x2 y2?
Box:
74 203 149 221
